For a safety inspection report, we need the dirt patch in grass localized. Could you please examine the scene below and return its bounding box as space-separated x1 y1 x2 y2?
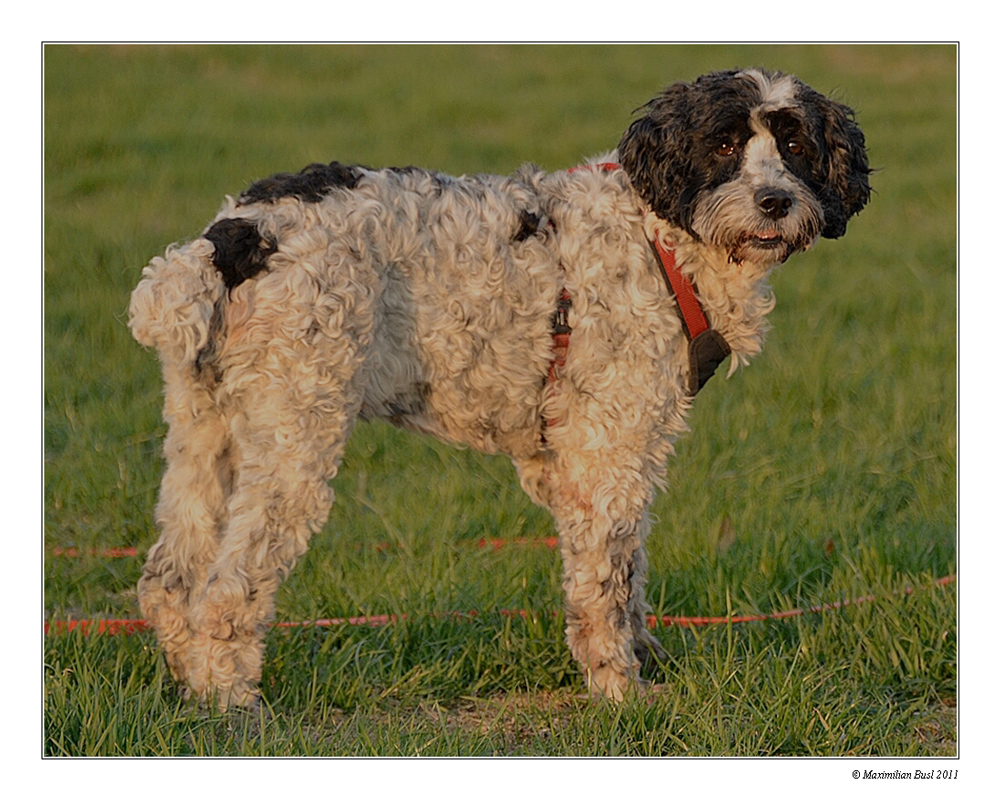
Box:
349 690 595 754
448 690 590 741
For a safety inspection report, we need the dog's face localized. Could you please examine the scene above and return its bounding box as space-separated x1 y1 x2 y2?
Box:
618 68 871 266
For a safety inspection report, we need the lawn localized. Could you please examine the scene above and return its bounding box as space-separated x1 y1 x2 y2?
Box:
43 44 956 757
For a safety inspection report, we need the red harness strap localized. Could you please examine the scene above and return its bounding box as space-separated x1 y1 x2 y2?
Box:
548 289 572 385
567 162 621 175
547 163 620 391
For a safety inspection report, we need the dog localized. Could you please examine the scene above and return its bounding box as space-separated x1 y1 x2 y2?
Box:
129 67 870 707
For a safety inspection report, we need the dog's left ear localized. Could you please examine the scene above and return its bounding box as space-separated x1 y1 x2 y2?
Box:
812 93 872 239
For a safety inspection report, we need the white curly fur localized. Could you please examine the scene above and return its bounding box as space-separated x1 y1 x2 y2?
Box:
129 68 869 706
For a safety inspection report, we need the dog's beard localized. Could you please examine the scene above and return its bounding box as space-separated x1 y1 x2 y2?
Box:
691 184 824 267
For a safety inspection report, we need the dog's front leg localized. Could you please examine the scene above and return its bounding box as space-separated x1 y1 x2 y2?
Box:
541 463 662 700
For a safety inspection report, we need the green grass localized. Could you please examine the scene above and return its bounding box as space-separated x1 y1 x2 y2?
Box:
44 44 956 757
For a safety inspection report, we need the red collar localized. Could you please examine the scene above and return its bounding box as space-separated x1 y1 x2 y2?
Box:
649 239 731 394
651 239 709 340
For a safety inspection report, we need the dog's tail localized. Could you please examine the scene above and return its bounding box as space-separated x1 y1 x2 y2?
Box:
128 237 226 368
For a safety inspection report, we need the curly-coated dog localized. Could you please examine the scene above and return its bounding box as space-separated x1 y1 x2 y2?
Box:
129 67 870 707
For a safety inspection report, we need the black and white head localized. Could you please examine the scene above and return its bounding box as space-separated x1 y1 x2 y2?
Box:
618 68 871 266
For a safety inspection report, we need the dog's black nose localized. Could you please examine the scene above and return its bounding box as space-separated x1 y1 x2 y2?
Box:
755 188 793 219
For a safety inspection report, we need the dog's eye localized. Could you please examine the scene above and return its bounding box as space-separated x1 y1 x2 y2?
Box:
714 142 737 157
786 140 804 156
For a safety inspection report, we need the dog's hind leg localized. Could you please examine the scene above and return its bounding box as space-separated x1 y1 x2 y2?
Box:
183 323 370 709
137 362 230 690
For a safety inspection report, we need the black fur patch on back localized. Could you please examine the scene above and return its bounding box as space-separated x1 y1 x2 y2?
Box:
513 210 542 242
204 218 277 290
238 161 365 205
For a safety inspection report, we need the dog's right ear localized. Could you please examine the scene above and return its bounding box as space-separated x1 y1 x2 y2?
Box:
618 84 699 232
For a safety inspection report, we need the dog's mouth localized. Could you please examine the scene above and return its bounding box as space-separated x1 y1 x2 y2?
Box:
749 230 784 248
727 230 793 265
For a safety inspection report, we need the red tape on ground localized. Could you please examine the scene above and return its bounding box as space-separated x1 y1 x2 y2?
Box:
44 575 955 636
51 546 139 558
